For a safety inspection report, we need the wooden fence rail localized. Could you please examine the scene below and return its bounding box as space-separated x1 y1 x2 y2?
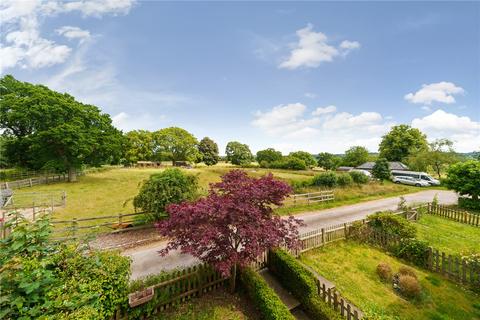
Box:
123 264 228 319
316 280 361 320
1 171 86 190
426 203 479 227
283 190 334 207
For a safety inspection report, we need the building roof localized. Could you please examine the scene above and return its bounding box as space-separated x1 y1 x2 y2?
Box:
356 161 409 171
336 166 354 171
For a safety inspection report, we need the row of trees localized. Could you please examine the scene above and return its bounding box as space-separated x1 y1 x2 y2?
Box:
0 75 473 181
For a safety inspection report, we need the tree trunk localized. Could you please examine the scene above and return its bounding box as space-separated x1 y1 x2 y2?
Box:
68 166 77 182
229 264 237 293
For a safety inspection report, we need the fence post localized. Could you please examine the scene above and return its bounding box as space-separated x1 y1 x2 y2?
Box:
321 228 325 245
344 223 348 239
118 213 123 227
0 211 5 239
72 218 78 238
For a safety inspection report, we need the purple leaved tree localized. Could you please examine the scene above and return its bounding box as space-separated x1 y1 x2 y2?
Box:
156 170 302 291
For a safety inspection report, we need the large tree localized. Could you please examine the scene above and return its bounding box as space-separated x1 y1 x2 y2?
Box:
379 125 428 162
124 130 155 164
153 127 199 165
407 139 458 178
445 160 480 201
225 141 253 165
256 148 283 165
342 146 369 167
288 151 317 168
198 137 220 166
156 170 301 291
317 152 341 171
372 158 391 183
0 75 123 181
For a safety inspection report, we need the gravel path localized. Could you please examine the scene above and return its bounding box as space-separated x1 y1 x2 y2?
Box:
125 190 457 280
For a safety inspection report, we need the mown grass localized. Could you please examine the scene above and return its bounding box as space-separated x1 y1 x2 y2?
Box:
300 241 480 320
415 214 480 255
154 288 255 320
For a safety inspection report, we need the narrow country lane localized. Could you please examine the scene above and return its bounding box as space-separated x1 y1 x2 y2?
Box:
125 190 457 279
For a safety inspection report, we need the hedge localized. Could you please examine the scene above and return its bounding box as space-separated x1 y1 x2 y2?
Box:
268 249 343 320
458 197 480 210
239 268 295 320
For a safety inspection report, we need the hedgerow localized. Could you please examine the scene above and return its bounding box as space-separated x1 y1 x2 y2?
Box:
239 268 295 320
268 249 343 320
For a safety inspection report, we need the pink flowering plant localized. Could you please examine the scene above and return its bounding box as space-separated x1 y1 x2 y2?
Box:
156 170 302 291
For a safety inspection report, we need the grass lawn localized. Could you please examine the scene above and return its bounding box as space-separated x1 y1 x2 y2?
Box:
415 214 480 255
300 241 480 320
13 165 443 221
154 288 256 320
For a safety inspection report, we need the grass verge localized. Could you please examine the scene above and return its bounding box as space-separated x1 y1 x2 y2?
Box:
300 241 480 320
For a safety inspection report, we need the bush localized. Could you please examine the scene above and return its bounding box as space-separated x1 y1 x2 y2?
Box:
336 174 353 187
458 197 480 210
367 212 416 239
268 249 343 320
398 275 421 299
398 266 417 279
240 268 295 320
312 172 338 188
270 156 307 170
376 262 392 282
394 238 430 267
133 168 198 221
349 171 369 184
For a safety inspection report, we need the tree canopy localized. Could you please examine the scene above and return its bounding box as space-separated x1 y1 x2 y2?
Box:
444 160 480 201
225 141 253 165
198 137 220 166
342 146 369 167
153 127 199 165
0 75 124 181
288 151 317 168
317 152 341 171
372 158 390 182
124 130 155 164
407 139 458 178
156 170 301 291
256 148 283 165
379 125 428 162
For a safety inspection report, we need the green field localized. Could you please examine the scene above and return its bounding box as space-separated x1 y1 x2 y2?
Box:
415 214 480 255
13 165 442 221
300 241 480 320
155 288 255 320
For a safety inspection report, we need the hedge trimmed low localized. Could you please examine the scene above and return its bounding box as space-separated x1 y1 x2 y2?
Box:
240 268 295 320
268 249 343 320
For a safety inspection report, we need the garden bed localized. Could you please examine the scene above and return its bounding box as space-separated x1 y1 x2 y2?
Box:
300 241 480 320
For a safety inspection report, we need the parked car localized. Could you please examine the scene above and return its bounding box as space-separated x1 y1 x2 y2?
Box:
392 176 430 187
391 170 440 186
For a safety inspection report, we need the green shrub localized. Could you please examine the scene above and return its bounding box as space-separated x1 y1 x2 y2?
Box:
0 215 130 320
133 168 198 221
336 174 353 187
458 197 480 210
239 268 295 320
394 238 430 267
367 212 416 239
268 249 343 320
349 171 369 184
270 156 307 170
312 172 338 188
376 262 392 282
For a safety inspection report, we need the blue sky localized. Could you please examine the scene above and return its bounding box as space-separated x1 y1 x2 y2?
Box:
1 1 479 153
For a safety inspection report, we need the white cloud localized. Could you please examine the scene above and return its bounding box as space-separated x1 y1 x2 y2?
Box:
304 92 317 98
252 103 393 153
405 82 465 105
112 111 166 132
412 109 480 152
339 40 360 56
278 24 359 70
56 26 91 42
312 105 336 116
0 0 135 74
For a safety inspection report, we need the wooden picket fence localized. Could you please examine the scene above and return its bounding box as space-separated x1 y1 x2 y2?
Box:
122 264 228 319
369 230 480 288
316 280 361 320
426 203 479 227
284 190 334 207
